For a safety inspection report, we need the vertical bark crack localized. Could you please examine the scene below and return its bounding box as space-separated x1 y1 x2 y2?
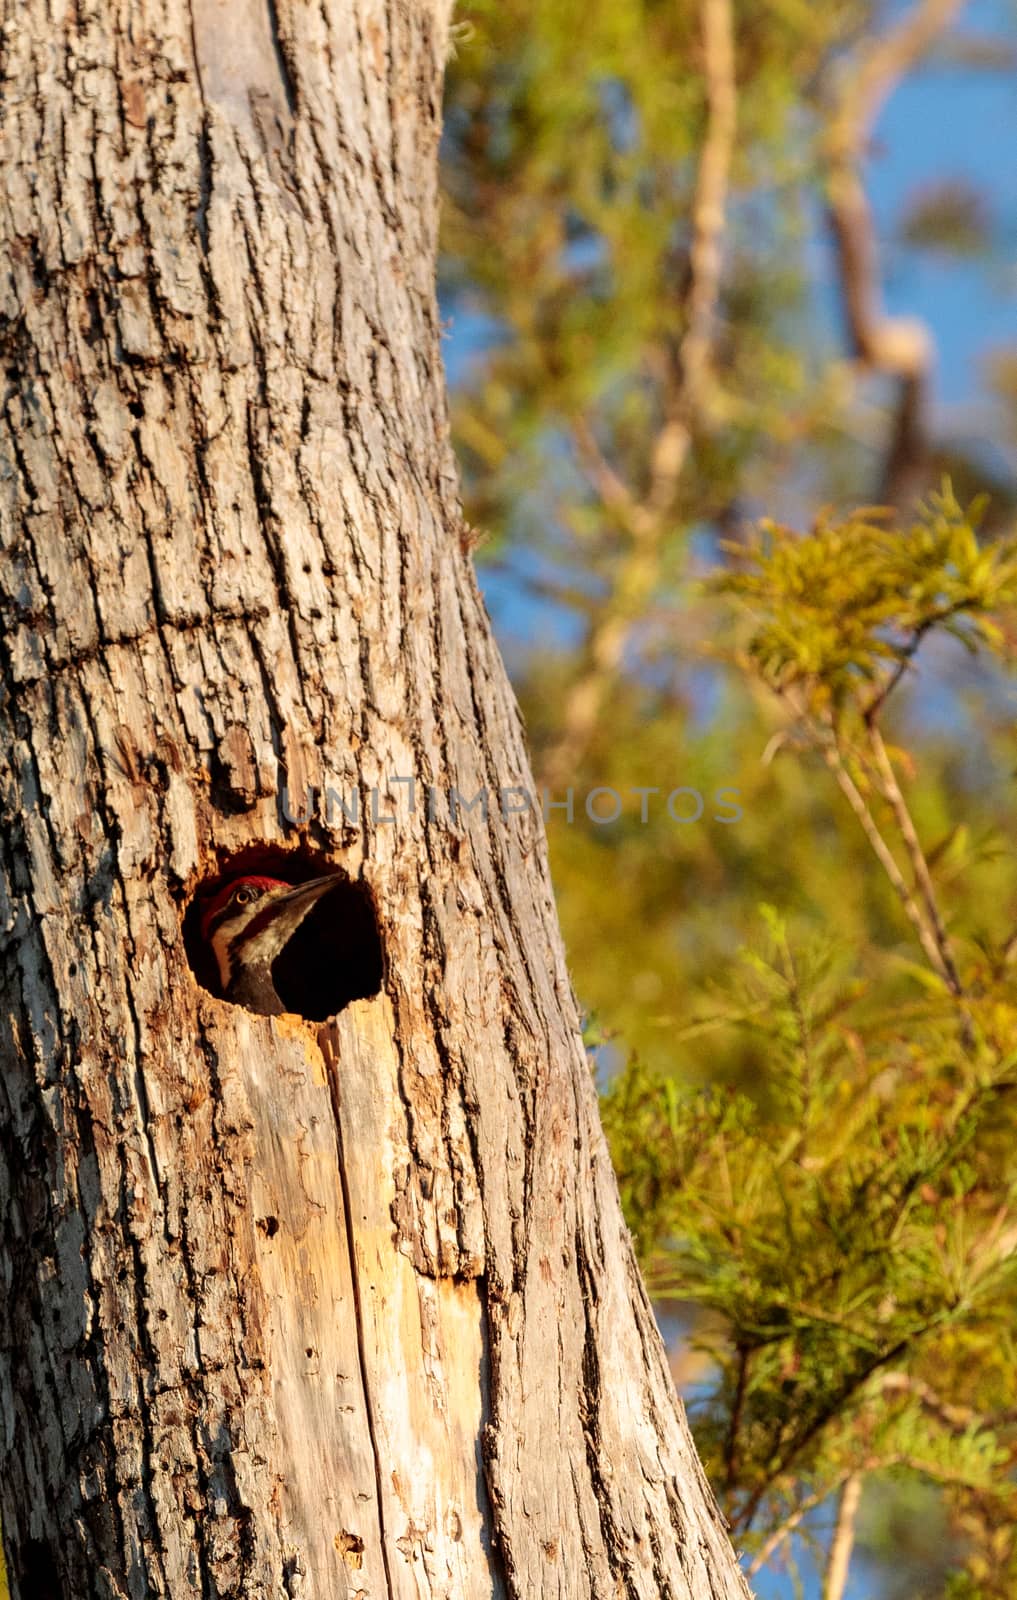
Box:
322 1033 398 1599
265 0 298 115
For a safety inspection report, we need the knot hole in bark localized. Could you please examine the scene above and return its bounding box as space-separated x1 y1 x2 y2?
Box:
184 845 384 1021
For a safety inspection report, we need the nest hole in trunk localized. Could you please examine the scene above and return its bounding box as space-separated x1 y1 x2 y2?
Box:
184 845 384 1022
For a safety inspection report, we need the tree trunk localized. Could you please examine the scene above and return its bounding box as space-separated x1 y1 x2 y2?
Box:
0 4 752 1597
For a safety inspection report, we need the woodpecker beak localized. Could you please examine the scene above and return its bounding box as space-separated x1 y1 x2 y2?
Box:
224 872 345 979
260 873 343 938
270 873 342 914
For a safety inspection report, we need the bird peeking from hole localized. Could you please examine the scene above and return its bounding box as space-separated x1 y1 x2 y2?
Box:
195 868 384 1020
200 873 343 1017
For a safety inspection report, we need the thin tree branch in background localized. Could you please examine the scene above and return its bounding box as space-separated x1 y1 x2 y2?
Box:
572 415 654 538
878 1371 1017 1434
865 720 965 996
647 0 737 515
724 1343 751 1493
542 0 736 788
819 735 955 990
734 1328 920 1536
747 1475 853 1577
822 1472 863 1600
749 1437 1006 1586
764 671 971 1005
749 1469 871 1582
824 0 967 508
861 602 969 723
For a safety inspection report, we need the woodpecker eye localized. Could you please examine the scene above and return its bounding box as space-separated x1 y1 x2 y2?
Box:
234 885 257 906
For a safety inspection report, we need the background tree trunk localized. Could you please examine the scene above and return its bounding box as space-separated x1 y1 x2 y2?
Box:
0 3 752 1596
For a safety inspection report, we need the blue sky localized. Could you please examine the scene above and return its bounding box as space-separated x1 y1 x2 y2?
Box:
872 0 1017 412
445 0 1017 682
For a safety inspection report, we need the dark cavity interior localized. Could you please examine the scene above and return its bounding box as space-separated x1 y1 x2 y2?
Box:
184 847 384 1022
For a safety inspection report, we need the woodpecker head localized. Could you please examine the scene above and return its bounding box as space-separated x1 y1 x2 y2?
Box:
200 873 342 1001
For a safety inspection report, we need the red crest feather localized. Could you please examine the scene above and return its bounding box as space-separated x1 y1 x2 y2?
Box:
199 875 290 942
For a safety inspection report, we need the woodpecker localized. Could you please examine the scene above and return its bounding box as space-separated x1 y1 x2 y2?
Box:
200 873 342 1016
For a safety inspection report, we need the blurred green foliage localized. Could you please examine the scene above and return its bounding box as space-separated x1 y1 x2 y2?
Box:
603 501 1017 1589
443 0 865 549
443 1 1017 1595
717 489 1017 709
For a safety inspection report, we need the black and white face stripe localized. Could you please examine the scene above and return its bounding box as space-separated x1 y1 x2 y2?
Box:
208 885 272 988
207 875 343 995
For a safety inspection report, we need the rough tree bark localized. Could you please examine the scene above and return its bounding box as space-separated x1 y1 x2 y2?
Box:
0 3 753 1597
